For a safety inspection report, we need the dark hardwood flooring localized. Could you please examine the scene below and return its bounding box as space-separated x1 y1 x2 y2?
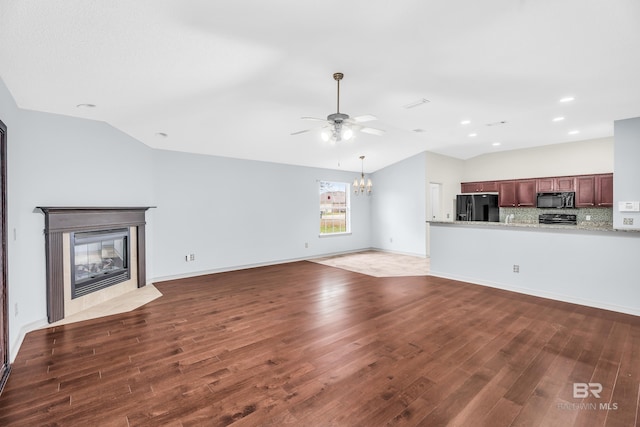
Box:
1 261 639 426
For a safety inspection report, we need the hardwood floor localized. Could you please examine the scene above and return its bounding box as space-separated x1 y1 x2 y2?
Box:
1 261 638 426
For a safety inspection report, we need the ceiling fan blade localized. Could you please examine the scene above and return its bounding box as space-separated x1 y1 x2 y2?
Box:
360 127 386 136
353 114 378 123
290 129 312 136
301 117 328 122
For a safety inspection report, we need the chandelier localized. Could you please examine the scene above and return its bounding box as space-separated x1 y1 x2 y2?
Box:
353 155 372 195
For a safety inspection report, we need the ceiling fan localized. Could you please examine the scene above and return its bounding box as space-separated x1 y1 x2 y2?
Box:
291 72 385 142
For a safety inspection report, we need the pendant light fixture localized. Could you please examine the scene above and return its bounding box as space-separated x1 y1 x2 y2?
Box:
353 155 372 195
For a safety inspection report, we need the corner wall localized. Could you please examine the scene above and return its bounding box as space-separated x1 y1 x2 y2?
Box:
370 152 427 256
0 77 155 360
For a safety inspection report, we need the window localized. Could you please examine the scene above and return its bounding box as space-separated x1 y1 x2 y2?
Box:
319 181 350 235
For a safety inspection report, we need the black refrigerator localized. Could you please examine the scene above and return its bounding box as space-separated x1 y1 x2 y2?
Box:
456 194 499 222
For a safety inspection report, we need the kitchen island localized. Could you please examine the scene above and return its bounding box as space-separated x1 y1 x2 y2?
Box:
428 220 640 316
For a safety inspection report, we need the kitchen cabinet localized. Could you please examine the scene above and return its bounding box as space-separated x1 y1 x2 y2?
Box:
461 181 498 193
575 174 613 207
515 179 537 207
464 173 612 209
498 179 537 207
595 173 613 207
536 176 576 192
498 181 516 206
575 175 596 207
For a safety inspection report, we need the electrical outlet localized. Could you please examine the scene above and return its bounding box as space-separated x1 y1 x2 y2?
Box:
586 215 591 221
304 242 309 248
513 264 520 273
389 237 393 243
189 254 195 261
623 218 634 225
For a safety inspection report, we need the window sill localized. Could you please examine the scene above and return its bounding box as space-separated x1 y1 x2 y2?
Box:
318 232 352 238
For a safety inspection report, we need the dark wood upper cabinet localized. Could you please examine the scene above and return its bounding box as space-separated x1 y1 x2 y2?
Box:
556 176 576 191
463 173 612 209
498 181 516 207
575 175 596 207
536 176 576 192
498 180 537 207
460 181 497 193
595 173 614 207
515 179 537 207
536 178 555 193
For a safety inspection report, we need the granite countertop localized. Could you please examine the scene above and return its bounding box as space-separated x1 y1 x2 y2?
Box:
427 220 640 233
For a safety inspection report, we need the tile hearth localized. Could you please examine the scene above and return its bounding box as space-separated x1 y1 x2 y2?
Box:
44 284 162 327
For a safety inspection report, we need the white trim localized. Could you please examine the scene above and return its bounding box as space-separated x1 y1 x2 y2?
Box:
428 270 640 317
371 247 428 259
150 248 371 284
318 232 352 238
10 317 48 363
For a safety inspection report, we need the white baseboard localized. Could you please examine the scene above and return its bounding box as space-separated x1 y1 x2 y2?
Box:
150 248 373 284
428 270 640 317
11 317 48 363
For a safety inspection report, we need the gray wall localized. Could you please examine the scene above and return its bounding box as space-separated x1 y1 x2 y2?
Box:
430 224 640 316
150 149 372 280
370 152 427 256
613 117 640 229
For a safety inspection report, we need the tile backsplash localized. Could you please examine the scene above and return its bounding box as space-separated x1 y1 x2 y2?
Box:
500 207 613 226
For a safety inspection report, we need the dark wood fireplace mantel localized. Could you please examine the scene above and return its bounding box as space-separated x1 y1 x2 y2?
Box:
37 207 154 323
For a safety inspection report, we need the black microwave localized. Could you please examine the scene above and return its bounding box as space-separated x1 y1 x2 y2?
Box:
536 192 575 209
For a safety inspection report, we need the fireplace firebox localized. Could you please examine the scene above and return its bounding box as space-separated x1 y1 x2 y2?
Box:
71 228 130 298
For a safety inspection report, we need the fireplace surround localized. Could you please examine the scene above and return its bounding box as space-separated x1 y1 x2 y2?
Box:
38 207 153 323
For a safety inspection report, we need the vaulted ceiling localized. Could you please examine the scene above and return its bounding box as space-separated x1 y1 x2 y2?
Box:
1 1 639 173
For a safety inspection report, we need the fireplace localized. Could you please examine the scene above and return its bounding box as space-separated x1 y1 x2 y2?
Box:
38 207 153 323
71 228 130 298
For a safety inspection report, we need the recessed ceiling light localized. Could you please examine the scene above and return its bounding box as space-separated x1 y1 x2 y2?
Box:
460 120 471 125
492 142 501 146
76 103 96 108
468 133 477 137
568 130 580 135
155 132 168 138
403 98 430 109
552 117 565 122
559 96 575 103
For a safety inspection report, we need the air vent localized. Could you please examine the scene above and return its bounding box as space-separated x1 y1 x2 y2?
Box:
403 99 430 109
485 120 507 127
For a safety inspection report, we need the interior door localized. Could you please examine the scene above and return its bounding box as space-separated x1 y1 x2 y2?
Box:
0 119 9 394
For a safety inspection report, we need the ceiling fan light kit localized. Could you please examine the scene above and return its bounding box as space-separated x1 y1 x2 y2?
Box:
293 72 385 142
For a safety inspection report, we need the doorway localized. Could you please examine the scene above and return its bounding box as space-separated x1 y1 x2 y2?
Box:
429 183 442 221
0 119 9 394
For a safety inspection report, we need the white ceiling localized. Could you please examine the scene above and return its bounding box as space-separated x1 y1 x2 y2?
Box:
1 0 639 173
